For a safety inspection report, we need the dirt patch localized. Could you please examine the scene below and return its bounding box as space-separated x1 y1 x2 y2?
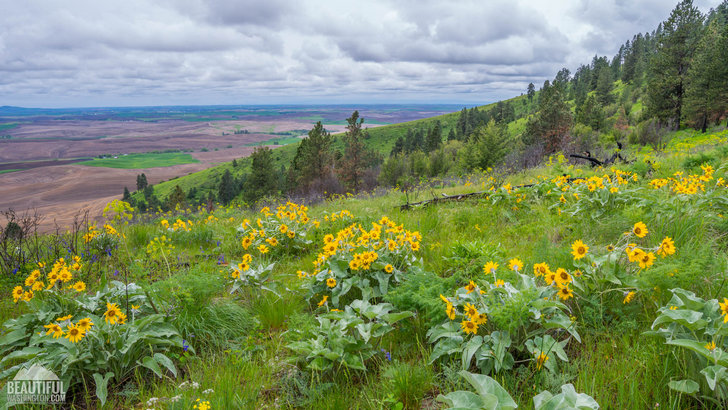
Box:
0 145 268 232
0 158 87 171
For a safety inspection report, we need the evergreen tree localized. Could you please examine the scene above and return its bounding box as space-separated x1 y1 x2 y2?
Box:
463 120 509 171
122 186 131 201
288 121 332 191
336 111 370 193
525 80 572 152
167 185 186 209
684 20 728 131
244 147 278 204
390 136 405 156
647 0 704 126
575 95 606 130
136 173 148 191
447 127 457 141
527 83 536 102
595 66 614 105
218 169 236 205
425 121 442 152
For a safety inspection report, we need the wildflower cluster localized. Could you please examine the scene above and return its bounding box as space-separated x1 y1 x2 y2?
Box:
12 257 87 303
305 216 421 307
429 264 578 374
323 209 355 222
570 222 677 303
43 315 95 343
146 235 174 256
237 202 318 257
649 164 715 195
160 218 194 232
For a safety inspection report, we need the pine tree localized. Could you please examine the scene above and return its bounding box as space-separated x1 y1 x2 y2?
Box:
447 128 456 141
244 147 278 204
527 83 536 102
425 121 442 152
391 136 405 156
525 80 572 152
576 95 605 130
647 0 704 126
288 121 332 192
136 173 148 191
218 169 236 205
167 185 186 209
336 111 369 193
463 120 509 171
684 20 728 131
122 186 131 201
595 67 614 105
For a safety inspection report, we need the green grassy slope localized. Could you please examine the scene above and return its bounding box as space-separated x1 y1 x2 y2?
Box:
3 126 726 408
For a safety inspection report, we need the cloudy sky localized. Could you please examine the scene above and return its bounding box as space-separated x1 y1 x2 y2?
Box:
0 0 723 108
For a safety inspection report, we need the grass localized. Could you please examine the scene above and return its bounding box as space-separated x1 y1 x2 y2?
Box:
3 109 728 408
0 169 19 175
245 136 302 146
0 122 18 132
80 152 199 169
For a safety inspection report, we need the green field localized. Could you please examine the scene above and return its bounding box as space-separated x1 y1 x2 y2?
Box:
0 169 19 174
79 152 199 169
0 122 19 132
245 136 302 146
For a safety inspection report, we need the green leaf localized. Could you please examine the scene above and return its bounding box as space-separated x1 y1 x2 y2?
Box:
459 370 517 409
382 311 414 325
651 309 707 331
375 271 390 296
436 391 487 409
153 353 177 378
141 356 163 378
668 379 699 394
701 365 728 391
0 347 42 366
356 323 373 343
342 353 366 370
0 329 29 355
430 337 464 364
462 336 484 371
489 331 512 373
92 372 114 405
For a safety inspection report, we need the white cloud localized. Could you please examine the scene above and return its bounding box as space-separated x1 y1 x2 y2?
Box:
0 0 723 107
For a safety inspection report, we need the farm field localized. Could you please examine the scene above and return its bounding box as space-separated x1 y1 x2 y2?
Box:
1 126 726 409
80 153 200 169
0 105 460 231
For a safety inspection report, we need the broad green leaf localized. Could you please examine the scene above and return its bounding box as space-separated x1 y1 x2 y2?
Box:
701 365 728 391
459 370 517 409
436 391 486 409
92 372 114 405
430 337 464 364
668 379 699 394
461 336 484 371
651 309 707 331
382 311 414 325
141 356 163 378
153 353 177 378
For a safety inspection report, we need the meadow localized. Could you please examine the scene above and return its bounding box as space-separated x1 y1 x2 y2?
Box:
1 125 727 409
80 153 201 169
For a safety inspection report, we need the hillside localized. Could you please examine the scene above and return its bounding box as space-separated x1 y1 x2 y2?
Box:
135 94 535 202
3 1 728 408
2 125 727 408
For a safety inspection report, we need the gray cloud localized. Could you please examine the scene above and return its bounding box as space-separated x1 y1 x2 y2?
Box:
0 0 723 107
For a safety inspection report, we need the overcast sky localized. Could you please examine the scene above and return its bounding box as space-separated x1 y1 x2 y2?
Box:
0 0 723 108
